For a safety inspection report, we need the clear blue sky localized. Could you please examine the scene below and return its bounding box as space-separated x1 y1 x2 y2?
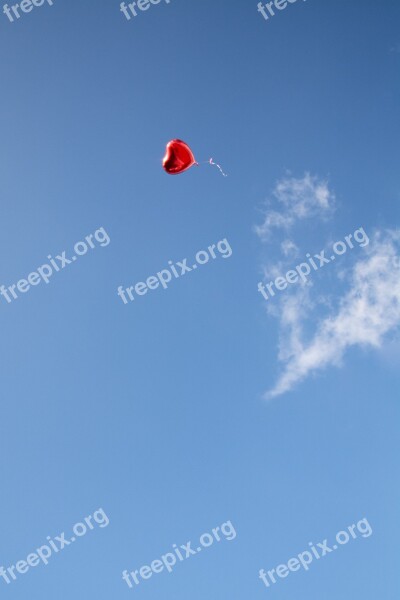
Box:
0 0 399 598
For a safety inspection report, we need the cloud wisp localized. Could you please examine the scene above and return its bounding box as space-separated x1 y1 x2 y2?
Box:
265 230 400 399
255 173 335 241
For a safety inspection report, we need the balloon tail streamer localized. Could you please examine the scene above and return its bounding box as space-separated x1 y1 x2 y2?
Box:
208 158 228 177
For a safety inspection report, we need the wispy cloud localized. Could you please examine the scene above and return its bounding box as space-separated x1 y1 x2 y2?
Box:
265 230 400 399
281 239 299 257
255 173 335 241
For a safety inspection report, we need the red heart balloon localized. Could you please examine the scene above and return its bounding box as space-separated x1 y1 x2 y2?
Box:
163 139 197 175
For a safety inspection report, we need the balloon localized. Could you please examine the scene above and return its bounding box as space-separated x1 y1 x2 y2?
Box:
162 139 197 175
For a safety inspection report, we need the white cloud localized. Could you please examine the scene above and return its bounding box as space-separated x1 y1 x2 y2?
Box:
255 173 335 241
281 239 299 257
265 230 400 399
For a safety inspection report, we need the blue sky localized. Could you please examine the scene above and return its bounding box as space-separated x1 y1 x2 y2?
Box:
0 0 399 598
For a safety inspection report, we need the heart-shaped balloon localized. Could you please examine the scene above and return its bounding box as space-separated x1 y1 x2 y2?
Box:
163 139 197 175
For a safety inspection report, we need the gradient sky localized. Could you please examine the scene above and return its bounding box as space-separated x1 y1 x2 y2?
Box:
0 0 399 598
